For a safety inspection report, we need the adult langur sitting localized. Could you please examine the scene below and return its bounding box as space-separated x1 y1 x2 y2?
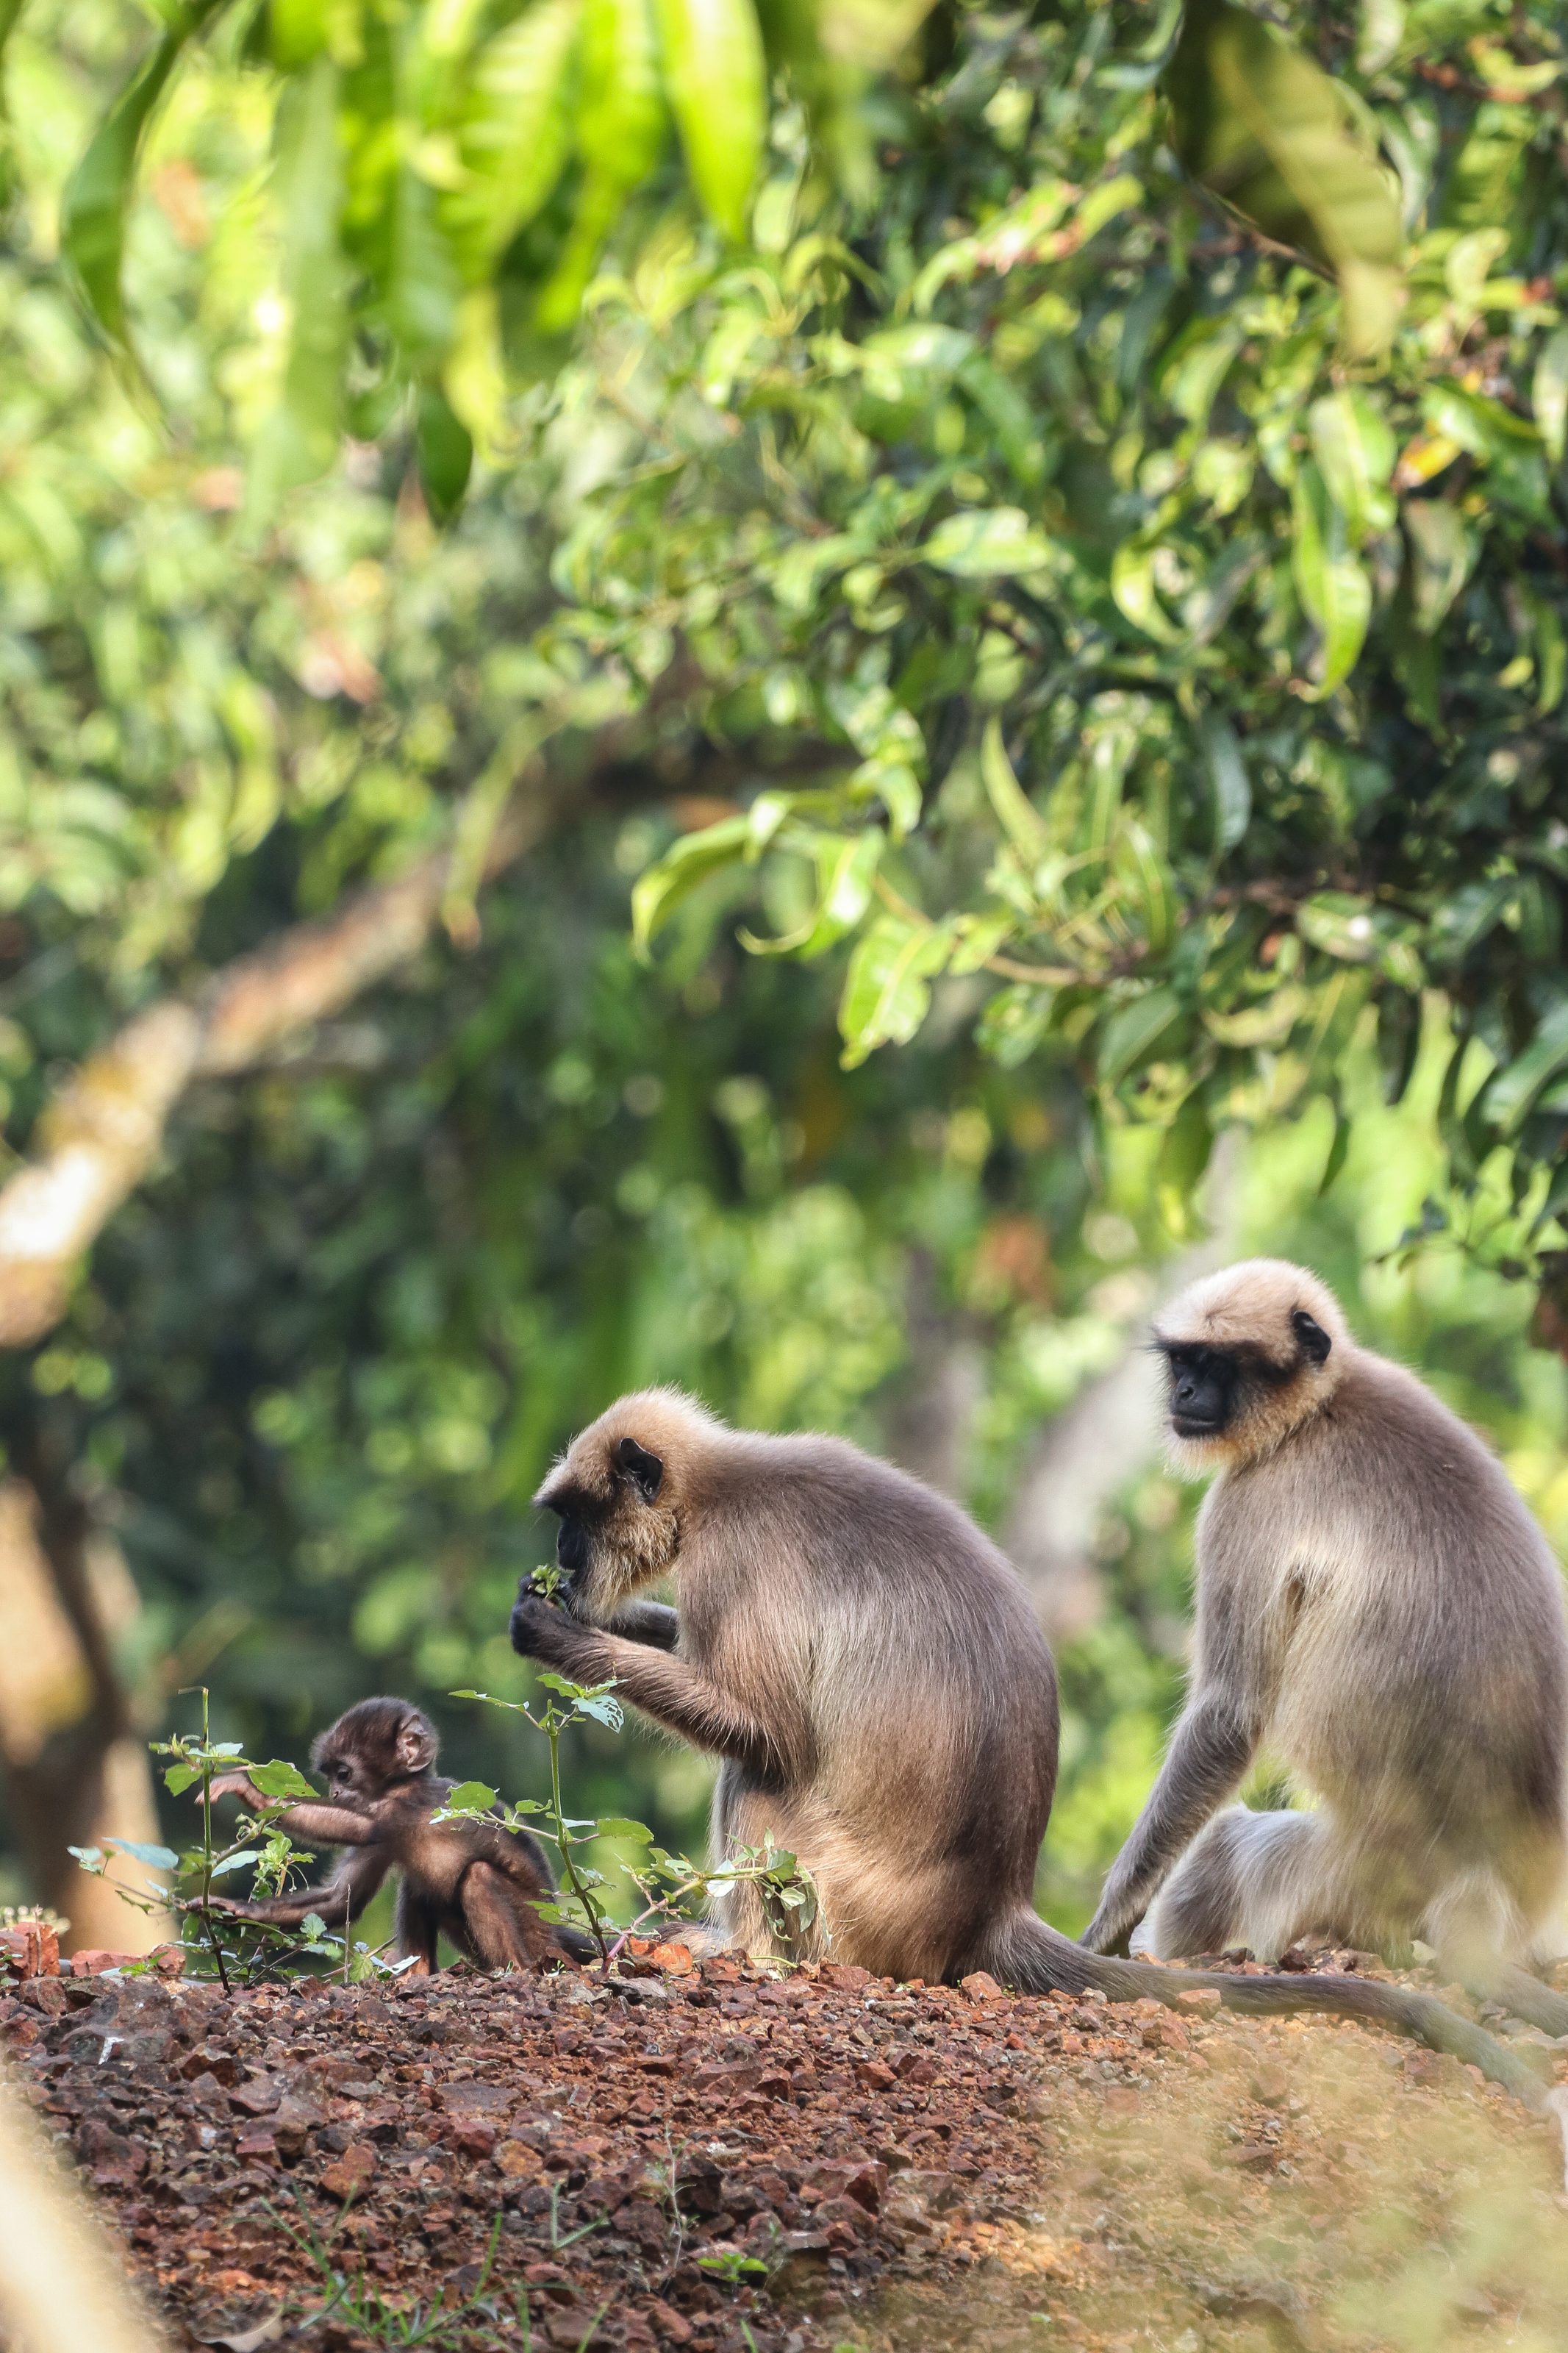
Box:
1083 1258 1568 2039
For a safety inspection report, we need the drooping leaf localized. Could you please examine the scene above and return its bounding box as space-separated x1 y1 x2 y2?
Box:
981 717 1050 863
1290 460 1370 693
631 815 752 957
1307 388 1396 544
1167 0 1404 356
838 913 958 1068
1535 328 1568 468
247 59 349 516
652 0 766 241
537 0 665 327
1098 986 1182 1085
444 0 583 279
61 1 224 346
417 384 474 521
1199 709 1250 852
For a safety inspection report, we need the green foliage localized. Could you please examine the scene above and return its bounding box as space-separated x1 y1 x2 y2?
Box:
448 1665 818 1951
609 0 1568 1286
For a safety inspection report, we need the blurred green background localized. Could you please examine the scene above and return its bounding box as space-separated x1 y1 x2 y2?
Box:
1 0 1564 1955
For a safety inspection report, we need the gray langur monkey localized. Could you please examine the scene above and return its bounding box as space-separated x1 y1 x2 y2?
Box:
1083 1259 1568 2038
508 1388 1545 2099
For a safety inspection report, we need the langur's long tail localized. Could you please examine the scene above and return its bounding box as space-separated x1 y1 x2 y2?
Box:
981 1908 1550 2109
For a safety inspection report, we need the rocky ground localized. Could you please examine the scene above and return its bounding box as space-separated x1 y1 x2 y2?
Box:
5 1940 1568 2353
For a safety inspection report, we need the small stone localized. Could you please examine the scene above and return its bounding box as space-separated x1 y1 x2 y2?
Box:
496 2140 545 2180
0 1921 59 1979
856 2060 896 2090
69 1951 138 1977
318 2143 378 2202
644 2299 694 2344
647 1942 695 1976
818 1963 872 1991
960 1972 1004 2004
1175 1988 1222 2012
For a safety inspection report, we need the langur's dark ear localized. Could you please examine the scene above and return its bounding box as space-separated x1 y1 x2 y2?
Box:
396 1715 438 1773
1292 1309 1331 1365
614 1435 665 1501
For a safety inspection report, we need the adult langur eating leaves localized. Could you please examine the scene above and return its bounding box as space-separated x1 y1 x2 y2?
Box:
1084 1258 1568 2042
509 1387 1548 2102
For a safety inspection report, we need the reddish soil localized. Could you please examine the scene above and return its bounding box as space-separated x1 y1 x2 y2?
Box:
4 1947 1568 2353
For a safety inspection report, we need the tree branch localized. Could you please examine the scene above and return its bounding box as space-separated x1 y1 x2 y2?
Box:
0 690 662 1349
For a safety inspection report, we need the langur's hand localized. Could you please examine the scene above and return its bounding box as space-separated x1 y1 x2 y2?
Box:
509 1585 585 1668
205 1771 257 1806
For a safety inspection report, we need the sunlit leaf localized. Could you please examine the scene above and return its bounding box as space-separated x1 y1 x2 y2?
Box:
981 717 1049 863
1167 0 1404 355
443 0 583 278
1290 460 1370 693
247 59 349 516
1535 329 1568 468
652 0 766 241
632 815 752 957
921 507 1053 578
838 913 958 1068
248 1759 318 1799
61 1 223 346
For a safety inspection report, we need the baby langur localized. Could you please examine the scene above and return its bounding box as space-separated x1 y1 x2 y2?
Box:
509 1389 1544 2099
1084 1259 1568 2037
206 1697 590 1975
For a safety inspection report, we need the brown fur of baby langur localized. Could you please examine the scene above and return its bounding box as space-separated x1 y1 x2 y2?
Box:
1084 1258 1568 2040
206 1698 590 1975
509 1390 1547 2102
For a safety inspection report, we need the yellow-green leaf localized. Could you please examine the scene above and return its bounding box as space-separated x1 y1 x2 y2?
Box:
444 0 583 279
1290 460 1370 693
652 0 766 242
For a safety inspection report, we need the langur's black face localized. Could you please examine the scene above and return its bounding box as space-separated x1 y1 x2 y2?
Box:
534 1432 673 1616
1161 1344 1238 1438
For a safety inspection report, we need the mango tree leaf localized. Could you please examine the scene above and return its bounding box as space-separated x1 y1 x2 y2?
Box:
1098 986 1183 1085
839 913 959 1068
652 0 766 242
443 0 583 279
61 0 224 346
1167 0 1404 356
1403 499 1473 635
595 1816 654 1840
922 507 1053 578
631 814 751 956
1199 709 1250 851
247 59 348 516
1110 540 1182 643
417 385 474 521
981 716 1049 863
1290 460 1370 693
1307 388 1396 543
536 0 665 329
1535 328 1568 468
247 1759 318 1799
1483 1001 1568 1137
